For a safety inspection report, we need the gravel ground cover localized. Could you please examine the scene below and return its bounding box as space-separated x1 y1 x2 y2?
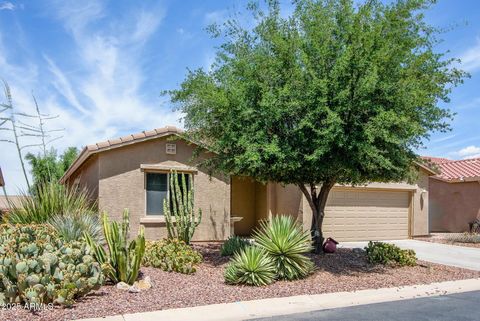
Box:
2 243 480 321
416 235 480 249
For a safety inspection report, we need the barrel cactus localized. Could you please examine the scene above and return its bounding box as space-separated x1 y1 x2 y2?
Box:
0 224 104 307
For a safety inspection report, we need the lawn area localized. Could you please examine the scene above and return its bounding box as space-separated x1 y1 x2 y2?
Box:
2 244 479 321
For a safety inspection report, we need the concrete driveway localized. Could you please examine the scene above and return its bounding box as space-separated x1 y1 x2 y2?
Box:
341 239 480 271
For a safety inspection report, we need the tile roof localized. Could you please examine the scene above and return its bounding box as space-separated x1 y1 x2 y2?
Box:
423 156 480 182
60 126 184 183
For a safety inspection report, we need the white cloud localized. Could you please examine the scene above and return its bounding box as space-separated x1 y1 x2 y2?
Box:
459 39 480 72
0 1 15 10
458 145 480 159
204 10 228 26
0 1 183 194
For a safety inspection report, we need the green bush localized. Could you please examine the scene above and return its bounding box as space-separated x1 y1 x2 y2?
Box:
84 209 145 285
0 224 104 307
143 238 202 274
5 182 96 224
224 246 276 286
220 236 250 256
254 215 314 280
48 212 103 243
365 241 417 266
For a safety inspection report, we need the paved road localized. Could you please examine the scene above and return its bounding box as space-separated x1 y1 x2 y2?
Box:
342 239 480 271
251 291 480 321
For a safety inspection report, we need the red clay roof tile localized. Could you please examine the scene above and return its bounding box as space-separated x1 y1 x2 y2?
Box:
423 156 480 182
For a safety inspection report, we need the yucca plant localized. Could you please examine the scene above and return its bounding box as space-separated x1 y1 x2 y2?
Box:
224 246 276 286
48 212 103 243
254 215 314 280
4 181 96 224
84 209 145 285
221 235 250 256
164 171 202 244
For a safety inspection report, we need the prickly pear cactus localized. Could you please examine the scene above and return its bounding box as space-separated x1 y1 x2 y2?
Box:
0 224 105 307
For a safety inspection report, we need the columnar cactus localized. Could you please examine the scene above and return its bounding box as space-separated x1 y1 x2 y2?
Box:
164 171 202 244
84 209 145 285
0 224 104 307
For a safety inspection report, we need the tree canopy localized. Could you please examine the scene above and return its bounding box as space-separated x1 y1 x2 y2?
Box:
167 0 466 252
26 147 78 193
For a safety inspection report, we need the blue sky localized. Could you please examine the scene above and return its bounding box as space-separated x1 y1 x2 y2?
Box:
0 0 479 193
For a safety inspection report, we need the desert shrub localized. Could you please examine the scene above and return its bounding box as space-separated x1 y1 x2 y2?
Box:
0 224 104 307
220 236 250 256
365 241 417 266
446 232 480 244
143 238 202 274
469 219 480 234
84 209 145 285
254 215 314 280
224 246 275 286
5 182 96 224
48 212 103 243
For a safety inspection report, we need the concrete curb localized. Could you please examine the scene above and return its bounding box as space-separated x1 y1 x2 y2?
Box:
75 278 480 321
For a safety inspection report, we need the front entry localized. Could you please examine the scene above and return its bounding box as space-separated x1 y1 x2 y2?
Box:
230 176 268 236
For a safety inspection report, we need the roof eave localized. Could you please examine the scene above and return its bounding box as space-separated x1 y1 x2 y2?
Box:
59 129 186 184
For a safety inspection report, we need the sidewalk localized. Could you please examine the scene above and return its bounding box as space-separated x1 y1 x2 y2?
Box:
76 278 480 321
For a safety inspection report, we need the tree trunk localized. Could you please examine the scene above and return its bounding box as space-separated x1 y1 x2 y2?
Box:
299 180 336 254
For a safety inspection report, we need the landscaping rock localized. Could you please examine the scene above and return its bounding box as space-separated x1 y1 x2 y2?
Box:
128 285 141 293
116 282 130 291
135 276 152 290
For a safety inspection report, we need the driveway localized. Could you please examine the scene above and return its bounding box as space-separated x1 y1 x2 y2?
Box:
341 239 480 271
251 290 480 321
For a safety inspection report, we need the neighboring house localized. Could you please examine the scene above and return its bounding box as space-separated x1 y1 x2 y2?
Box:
423 156 480 232
0 196 24 215
60 126 435 242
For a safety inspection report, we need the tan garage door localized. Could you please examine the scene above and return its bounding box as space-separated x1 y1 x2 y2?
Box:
323 189 410 242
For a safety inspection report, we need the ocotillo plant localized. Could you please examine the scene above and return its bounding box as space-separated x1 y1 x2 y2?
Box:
85 209 145 285
164 171 202 244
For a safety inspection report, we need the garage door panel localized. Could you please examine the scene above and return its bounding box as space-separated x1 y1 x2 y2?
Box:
323 189 410 242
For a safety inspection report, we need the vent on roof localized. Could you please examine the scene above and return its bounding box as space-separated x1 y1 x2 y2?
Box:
166 143 176 155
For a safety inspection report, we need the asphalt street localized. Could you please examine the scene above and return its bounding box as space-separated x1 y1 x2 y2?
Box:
251 290 480 321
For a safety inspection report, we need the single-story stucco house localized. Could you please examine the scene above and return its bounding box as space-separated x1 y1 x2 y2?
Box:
423 156 480 232
60 126 435 242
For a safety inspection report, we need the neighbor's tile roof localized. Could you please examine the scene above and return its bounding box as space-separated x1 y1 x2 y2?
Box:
423 156 480 182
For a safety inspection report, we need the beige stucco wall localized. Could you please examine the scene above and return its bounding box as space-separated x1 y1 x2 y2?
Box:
231 176 256 236
94 136 230 241
412 169 429 236
65 154 99 201
429 179 480 232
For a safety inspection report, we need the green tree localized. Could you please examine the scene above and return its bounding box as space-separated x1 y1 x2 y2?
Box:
26 147 78 193
167 0 466 253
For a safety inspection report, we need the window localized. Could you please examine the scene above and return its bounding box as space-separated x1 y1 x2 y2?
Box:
146 172 191 215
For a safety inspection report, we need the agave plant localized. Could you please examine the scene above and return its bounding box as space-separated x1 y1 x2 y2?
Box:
48 212 103 243
254 215 314 280
4 181 96 224
220 235 250 256
224 246 276 286
85 209 145 285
